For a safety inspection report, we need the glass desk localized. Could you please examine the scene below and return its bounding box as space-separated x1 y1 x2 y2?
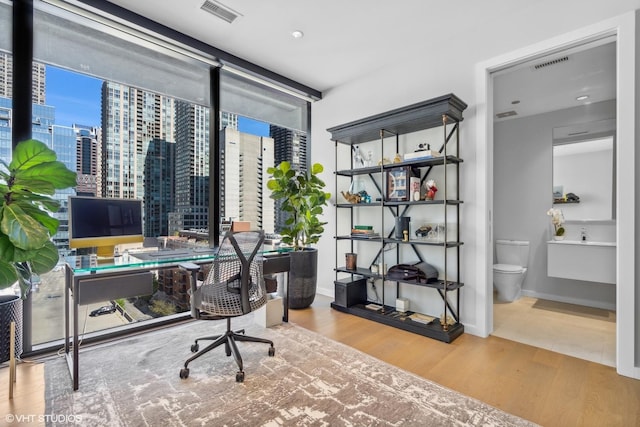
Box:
64 248 291 390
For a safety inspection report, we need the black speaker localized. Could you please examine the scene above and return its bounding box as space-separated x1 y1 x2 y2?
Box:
334 278 367 307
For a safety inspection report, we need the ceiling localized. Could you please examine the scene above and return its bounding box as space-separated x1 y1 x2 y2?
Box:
103 0 621 117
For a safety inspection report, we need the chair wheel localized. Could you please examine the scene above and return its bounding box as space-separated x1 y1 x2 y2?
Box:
191 343 199 353
236 371 245 382
268 346 275 357
179 368 190 379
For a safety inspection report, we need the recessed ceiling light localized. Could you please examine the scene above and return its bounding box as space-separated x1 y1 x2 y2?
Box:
291 30 304 39
576 95 590 101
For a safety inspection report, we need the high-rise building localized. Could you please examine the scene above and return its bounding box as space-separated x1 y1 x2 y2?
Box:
0 53 46 105
74 124 101 196
269 125 308 233
220 127 275 233
144 138 175 236
49 124 78 254
101 82 176 236
167 101 210 234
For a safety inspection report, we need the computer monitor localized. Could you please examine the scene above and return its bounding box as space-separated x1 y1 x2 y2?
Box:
68 196 144 258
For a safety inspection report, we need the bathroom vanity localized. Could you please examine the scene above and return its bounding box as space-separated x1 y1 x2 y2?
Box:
547 240 616 284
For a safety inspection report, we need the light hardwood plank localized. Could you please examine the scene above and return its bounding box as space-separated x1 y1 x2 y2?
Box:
0 361 45 427
2 296 639 427
293 297 640 427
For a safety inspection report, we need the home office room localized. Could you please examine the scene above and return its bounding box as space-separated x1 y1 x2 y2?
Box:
1 1 640 426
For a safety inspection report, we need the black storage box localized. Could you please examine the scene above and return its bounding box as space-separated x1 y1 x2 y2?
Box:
334 277 367 308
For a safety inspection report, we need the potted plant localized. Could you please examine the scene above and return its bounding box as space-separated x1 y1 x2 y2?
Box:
0 139 77 362
546 207 565 240
267 161 331 308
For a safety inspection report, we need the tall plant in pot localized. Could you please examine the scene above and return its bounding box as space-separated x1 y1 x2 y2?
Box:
0 139 77 362
267 161 331 308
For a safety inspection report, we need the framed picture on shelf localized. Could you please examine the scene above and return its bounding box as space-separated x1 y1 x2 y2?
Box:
386 166 420 202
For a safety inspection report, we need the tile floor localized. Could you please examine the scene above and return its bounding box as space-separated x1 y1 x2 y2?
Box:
492 296 616 367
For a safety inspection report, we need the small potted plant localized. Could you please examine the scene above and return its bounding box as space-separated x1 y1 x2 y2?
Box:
546 208 565 240
0 139 77 362
267 161 331 308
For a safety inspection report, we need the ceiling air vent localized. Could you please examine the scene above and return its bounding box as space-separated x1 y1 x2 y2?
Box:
496 110 518 119
533 56 569 70
201 0 242 24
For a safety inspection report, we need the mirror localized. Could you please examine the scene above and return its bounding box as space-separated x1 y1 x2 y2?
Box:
552 120 616 220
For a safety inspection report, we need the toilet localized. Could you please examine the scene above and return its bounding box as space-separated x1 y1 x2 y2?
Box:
493 239 530 302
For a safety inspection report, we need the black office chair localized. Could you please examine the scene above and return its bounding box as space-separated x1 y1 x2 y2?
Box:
179 230 275 382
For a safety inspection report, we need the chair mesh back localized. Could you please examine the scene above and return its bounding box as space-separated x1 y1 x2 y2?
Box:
198 231 267 317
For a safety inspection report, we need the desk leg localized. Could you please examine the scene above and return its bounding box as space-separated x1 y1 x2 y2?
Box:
283 272 289 323
64 267 79 391
64 267 69 355
73 288 79 391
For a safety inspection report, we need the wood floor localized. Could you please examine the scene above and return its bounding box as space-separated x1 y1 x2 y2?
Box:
2 296 639 427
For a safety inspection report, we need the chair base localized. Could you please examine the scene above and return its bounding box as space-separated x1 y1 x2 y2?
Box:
179 318 275 382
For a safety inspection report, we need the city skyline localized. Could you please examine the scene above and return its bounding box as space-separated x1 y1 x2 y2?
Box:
45 65 270 136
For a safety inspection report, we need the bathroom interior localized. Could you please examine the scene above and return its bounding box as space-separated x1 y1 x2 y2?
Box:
491 38 617 367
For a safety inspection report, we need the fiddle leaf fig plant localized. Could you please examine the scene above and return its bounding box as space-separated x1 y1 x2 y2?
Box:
267 161 331 251
0 139 77 298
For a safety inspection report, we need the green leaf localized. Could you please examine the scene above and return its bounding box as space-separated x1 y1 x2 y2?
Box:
14 161 77 192
311 163 324 174
0 203 51 250
8 139 57 172
30 241 59 275
0 260 18 289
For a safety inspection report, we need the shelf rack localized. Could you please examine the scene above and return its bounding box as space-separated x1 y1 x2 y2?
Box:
327 94 467 343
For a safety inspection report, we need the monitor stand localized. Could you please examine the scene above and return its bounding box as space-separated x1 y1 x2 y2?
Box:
95 245 116 260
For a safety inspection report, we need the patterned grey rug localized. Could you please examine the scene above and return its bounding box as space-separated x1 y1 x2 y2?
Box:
45 317 537 426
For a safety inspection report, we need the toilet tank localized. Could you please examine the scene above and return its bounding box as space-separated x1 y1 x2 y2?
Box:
496 240 530 267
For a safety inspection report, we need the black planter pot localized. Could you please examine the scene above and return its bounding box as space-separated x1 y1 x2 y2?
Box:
288 248 318 309
0 294 23 363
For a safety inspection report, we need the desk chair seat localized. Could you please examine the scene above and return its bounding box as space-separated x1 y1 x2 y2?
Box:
179 230 274 382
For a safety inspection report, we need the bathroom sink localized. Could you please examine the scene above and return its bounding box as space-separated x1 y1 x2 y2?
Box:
547 240 616 284
548 240 615 247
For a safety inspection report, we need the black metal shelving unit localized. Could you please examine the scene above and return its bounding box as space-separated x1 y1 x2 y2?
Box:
327 94 467 343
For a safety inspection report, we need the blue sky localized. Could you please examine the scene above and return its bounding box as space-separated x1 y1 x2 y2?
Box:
46 65 270 136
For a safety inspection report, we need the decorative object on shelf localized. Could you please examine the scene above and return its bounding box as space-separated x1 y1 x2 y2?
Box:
415 225 433 238
352 145 366 168
345 253 357 270
267 161 331 309
424 179 438 200
393 153 403 163
395 216 411 239
341 191 362 204
365 150 374 167
546 207 565 239
386 167 420 202
566 192 580 202
377 157 392 166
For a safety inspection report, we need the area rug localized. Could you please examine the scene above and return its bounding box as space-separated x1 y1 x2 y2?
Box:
45 318 537 426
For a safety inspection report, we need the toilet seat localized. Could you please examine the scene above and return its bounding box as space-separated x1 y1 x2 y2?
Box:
493 264 524 273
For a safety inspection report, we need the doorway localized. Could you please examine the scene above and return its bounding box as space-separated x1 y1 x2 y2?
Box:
475 13 639 379
489 39 617 366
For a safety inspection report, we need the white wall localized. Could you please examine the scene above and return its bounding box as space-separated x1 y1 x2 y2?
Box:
309 3 640 378
494 100 616 310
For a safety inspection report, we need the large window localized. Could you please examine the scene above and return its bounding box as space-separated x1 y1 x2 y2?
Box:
1 0 314 353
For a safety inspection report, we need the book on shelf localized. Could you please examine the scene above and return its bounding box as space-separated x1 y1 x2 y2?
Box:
351 228 379 238
353 225 373 230
408 313 436 324
403 150 441 161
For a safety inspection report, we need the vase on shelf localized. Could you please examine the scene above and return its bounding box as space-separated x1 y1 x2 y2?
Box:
553 235 565 241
